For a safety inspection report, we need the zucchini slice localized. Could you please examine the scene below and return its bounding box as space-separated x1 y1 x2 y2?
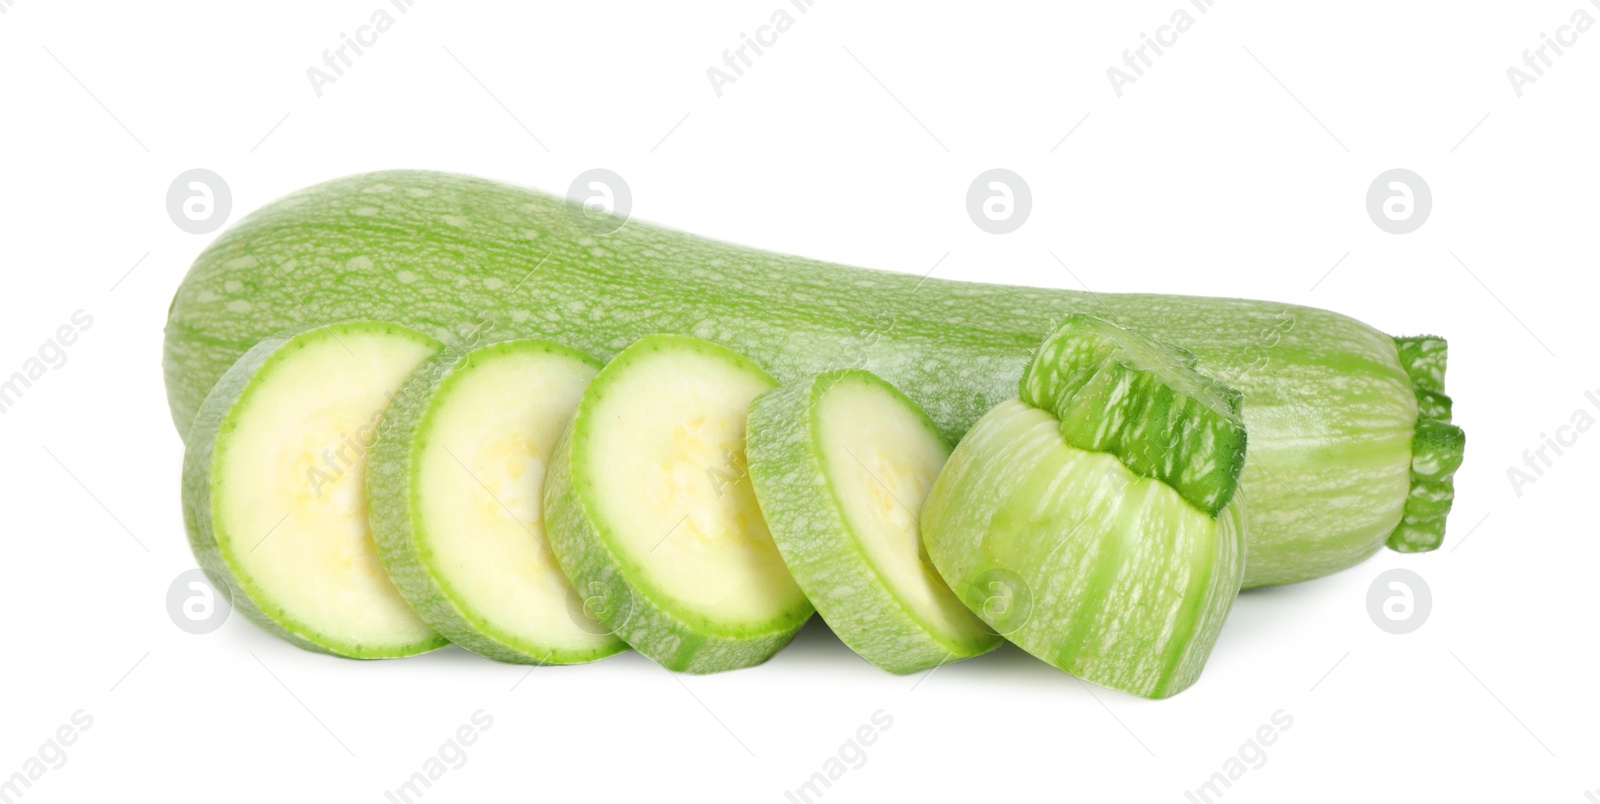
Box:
543 335 813 672
923 315 1247 698
367 339 628 664
182 321 445 658
747 370 999 673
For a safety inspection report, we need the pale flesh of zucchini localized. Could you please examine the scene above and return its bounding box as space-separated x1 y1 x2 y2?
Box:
367 339 627 664
747 370 998 673
182 322 445 658
543 335 813 672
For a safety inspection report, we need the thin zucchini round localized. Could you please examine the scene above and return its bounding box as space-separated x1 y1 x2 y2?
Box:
543 335 813 672
367 338 627 664
747 370 999 673
182 321 444 658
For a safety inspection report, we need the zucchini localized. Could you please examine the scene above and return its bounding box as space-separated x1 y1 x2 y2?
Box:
366 338 627 665
163 171 1465 587
922 316 1247 698
542 335 813 672
182 321 445 658
746 370 1000 674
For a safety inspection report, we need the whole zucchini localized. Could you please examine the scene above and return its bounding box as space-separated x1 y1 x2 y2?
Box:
163 171 1463 588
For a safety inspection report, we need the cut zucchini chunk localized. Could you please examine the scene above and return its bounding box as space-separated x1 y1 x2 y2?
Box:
367 339 628 664
543 335 813 672
923 315 1247 698
747 370 999 674
182 321 445 658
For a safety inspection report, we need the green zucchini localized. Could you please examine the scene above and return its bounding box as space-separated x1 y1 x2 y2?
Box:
922 316 1247 698
542 334 813 672
746 369 1000 674
163 171 1465 587
182 321 446 658
366 338 628 665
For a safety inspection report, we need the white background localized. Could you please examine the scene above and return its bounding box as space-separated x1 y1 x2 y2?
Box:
1 1 1595 801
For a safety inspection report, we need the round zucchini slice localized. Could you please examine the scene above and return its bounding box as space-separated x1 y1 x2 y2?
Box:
368 339 627 664
543 335 813 672
747 370 999 673
182 321 445 658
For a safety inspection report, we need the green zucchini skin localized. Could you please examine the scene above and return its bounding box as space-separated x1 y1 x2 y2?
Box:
164 171 1463 587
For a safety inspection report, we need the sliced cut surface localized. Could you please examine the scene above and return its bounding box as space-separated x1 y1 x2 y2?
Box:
747 370 999 673
543 334 813 672
182 321 444 658
368 339 627 664
923 316 1247 698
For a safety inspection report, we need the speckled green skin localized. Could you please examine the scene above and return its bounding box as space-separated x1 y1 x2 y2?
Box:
366 338 628 665
746 370 1000 674
164 170 1463 587
182 321 448 659
542 335 814 672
